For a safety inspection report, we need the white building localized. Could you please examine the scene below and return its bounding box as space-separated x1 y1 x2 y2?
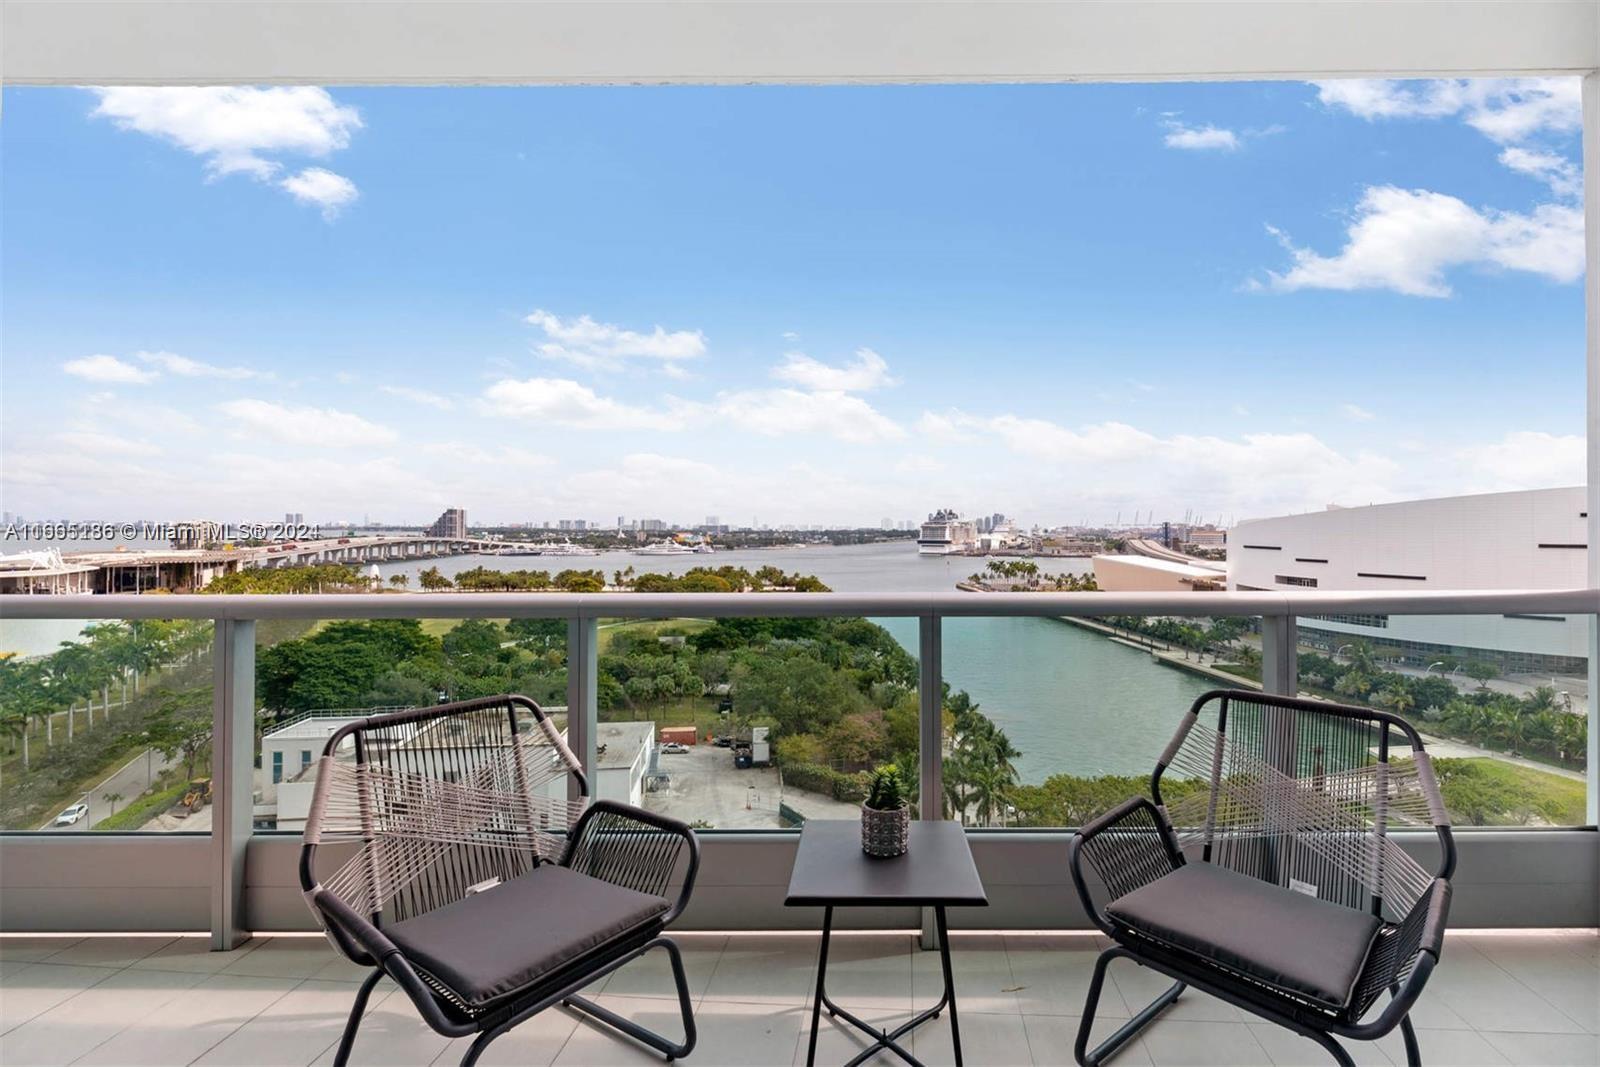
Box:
259 709 655 831
1228 487 1588 676
1094 554 1228 592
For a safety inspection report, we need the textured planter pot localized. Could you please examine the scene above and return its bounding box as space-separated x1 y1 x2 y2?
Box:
860 802 910 857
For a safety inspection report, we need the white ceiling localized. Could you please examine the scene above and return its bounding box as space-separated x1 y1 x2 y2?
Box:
5 1 1597 86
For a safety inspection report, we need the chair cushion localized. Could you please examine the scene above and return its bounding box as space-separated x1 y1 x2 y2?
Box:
1104 862 1383 1011
384 864 669 1008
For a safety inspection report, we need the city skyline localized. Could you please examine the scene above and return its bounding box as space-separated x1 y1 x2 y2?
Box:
1 79 1586 526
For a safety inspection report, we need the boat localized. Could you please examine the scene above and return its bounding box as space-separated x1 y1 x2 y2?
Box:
630 543 694 559
918 509 978 556
540 539 601 557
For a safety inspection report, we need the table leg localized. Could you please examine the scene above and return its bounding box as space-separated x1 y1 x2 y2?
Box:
936 906 962 1067
806 905 834 1067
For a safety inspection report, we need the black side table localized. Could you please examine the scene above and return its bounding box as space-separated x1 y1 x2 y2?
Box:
785 820 989 1067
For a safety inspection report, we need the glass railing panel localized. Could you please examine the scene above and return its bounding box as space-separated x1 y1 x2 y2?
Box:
1296 612 1589 827
599 615 918 830
938 613 1257 828
252 615 569 834
0 617 217 832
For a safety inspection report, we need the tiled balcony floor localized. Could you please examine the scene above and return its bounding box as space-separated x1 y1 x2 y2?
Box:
0 931 1594 1066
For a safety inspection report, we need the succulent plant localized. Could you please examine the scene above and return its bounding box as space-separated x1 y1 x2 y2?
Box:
865 765 907 811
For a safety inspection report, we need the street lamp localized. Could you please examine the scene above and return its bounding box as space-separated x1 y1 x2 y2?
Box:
1336 644 1353 660
1426 662 1445 676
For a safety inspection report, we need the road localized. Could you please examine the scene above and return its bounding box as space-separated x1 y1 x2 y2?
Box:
40 746 179 831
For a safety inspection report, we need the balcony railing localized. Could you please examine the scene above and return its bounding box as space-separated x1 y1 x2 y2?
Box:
0 588 1594 946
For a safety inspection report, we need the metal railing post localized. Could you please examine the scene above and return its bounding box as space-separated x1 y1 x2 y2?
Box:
1583 71 1599 828
211 617 255 951
1260 614 1298 697
567 615 599 806
918 611 943 949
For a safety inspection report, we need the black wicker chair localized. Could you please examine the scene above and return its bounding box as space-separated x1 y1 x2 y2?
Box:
299 695 700 1066
1068 690 1455 1067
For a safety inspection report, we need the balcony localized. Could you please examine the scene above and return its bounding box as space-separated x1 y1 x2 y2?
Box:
3 1 1599 1064
0 591 1594 1063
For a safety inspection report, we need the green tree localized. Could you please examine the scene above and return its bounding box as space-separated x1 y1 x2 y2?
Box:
1464 660 1499 689
418 566 452 591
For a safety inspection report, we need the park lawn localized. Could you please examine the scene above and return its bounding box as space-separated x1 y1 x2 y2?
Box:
1212 661 1263 684
598 618 711 653
1434 757 1587 827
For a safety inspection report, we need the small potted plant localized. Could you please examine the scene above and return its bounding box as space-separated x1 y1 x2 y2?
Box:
861 764 910 857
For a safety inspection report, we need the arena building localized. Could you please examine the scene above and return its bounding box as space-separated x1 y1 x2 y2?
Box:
1228 487 1588 677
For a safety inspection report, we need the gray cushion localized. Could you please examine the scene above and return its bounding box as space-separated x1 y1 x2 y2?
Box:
1105 862 1382 1011
385 864 669 1008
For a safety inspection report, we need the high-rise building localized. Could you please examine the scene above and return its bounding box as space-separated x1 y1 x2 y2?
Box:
705 515 720 528
640 518 667 532
426 507 467 539
285 512 303 525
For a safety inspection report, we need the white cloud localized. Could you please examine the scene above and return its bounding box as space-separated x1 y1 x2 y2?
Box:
1261 185 1582 297
89 87 361 216
1497 146 1582 198
930 408 1402 519
1340 403 1376 422
217 398 397 446
63 354 157 384
715 389 904 444
55 431 163 457
279 168 359 219
1314 78 1579 142
90 86 361 177
381 385 455 410
419 442 550 467
544 453 731 519
78 392 201 435
525 309 706 372
1163 123 1240 151
480 377 691 431
1454 431 1584 490
138 350 266 380
773 348 896 392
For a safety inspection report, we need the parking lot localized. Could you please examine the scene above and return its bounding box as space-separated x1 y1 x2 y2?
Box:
643 742 858 829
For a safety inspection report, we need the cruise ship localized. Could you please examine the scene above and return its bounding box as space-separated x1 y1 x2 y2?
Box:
917 509 978 556
540 539 601 557
634 540 697 557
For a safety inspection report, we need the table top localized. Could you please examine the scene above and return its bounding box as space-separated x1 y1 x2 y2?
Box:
784 820 989 907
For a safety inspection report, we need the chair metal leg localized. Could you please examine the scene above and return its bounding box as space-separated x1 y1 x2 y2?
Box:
564 937 697 1061
1398 1013 1422 1067
1076 948 1184 1066
331 969 384 1067
1303 1027 1357 1067
458 1028 498 1067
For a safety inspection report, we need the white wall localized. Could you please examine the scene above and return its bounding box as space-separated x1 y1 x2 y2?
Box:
1230 488 1589 670
1230 488 1586 594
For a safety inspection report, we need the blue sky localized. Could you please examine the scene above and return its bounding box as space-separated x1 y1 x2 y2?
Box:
0 79 1585 526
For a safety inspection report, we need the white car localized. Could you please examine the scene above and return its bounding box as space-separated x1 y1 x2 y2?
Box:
53 803 89 827
660 742 689 754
